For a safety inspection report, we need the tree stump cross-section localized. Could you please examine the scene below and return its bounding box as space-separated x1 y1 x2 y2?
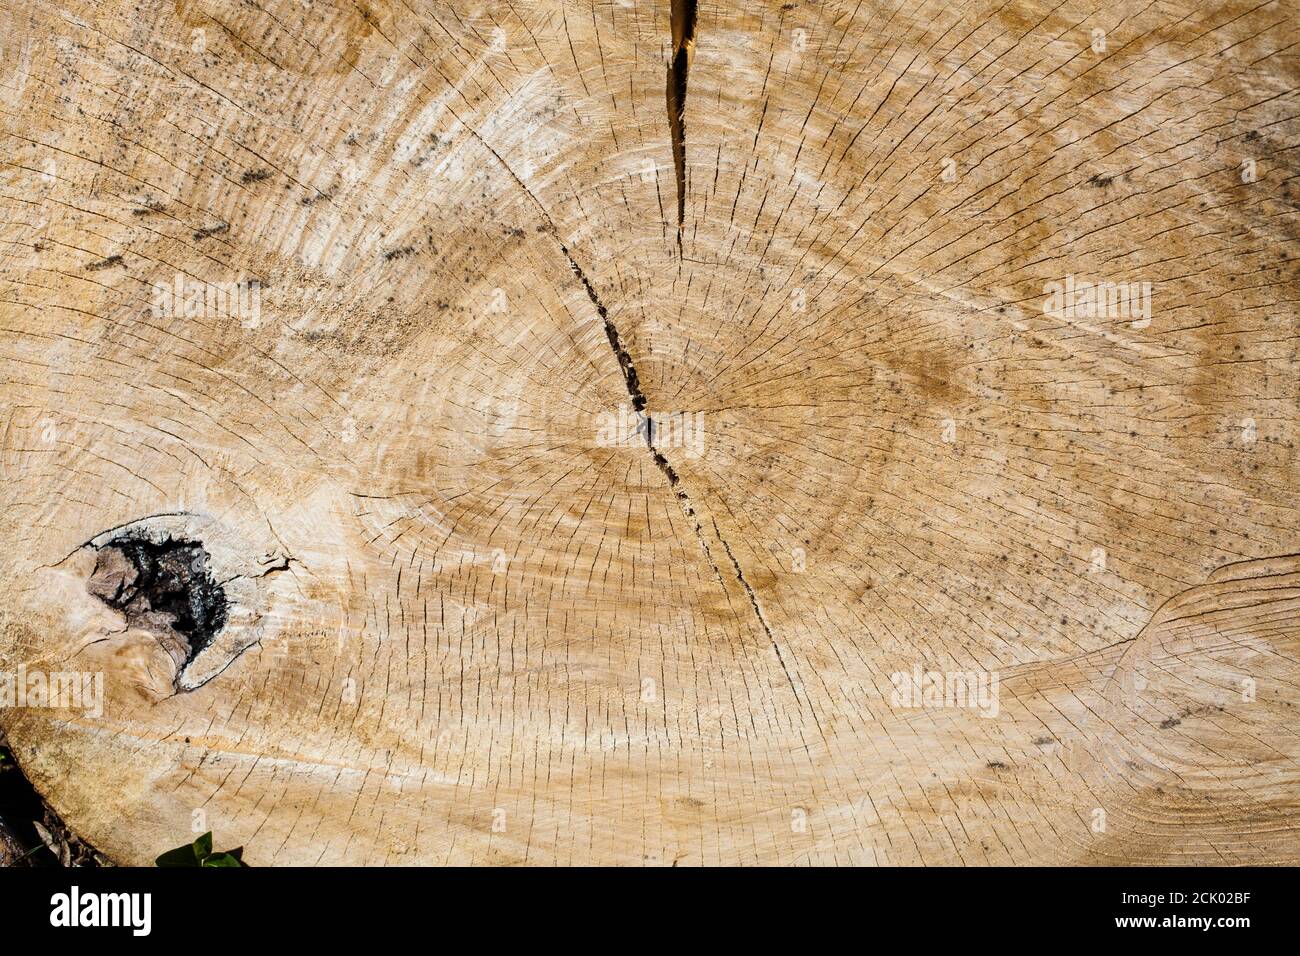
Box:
0 0 1298 865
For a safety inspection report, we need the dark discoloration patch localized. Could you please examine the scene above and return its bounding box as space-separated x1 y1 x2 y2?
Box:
240 168 273 184
86 254 123 271
336 0 378 75
411 133 447 168
192 222 229 241
86 537 229 676
888 349 958 404
1159 703 1225 729
383 245 415 261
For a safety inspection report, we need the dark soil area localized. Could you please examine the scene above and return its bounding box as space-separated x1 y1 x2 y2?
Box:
0 736 106 867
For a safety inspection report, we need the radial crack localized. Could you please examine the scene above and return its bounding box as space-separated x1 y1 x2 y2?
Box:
712 519 803 702
478 138 800 701
562 248 802 702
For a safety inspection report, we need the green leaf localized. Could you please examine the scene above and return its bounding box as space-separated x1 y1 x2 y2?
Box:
156 831 252 867
155 843 201 867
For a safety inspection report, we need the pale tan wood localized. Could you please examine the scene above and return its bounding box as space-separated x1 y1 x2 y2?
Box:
0 0 1297 865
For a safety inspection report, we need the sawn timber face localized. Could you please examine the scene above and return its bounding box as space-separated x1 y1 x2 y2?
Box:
0 0 1297 864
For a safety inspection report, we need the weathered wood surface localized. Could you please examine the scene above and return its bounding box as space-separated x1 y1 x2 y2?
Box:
1 0 1298 865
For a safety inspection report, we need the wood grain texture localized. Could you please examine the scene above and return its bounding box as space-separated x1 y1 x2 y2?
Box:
0 0 1297 865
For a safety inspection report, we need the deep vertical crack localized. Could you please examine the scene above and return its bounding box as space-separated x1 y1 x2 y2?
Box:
667 0 699 251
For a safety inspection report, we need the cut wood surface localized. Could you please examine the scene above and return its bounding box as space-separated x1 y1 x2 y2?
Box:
1 0 1298 865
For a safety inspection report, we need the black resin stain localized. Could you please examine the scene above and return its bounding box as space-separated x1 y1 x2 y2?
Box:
86 537 228 668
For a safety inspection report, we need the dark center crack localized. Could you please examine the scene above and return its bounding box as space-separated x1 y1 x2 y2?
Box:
478 139 802 702
575 270 804 702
